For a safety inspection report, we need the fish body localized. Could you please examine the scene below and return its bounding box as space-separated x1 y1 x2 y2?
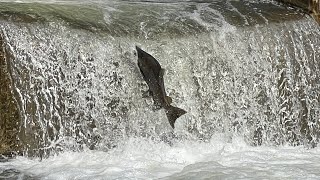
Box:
136 46 186 128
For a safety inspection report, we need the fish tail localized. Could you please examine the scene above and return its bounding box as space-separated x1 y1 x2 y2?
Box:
165 105 187 128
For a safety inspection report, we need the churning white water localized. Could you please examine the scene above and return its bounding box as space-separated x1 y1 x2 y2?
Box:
1 135 320 179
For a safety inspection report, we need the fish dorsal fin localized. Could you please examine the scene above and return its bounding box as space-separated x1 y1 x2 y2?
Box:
159 68 165 78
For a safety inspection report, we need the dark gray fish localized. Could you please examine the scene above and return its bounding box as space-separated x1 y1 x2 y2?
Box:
136 46 186 128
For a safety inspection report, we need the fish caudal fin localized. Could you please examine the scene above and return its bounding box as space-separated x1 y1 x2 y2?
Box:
165 105 187 128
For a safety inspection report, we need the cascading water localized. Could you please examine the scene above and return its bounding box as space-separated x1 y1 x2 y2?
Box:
1 0 320 154
1 0 320 179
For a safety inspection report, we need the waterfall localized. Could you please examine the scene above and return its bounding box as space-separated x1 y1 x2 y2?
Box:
0 0 320 157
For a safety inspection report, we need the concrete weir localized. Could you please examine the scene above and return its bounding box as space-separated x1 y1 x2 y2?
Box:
0 0 320 157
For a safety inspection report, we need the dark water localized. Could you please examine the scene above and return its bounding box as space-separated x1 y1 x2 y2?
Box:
0 0 320 159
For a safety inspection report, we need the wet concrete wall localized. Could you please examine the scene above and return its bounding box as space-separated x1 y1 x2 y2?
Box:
0 33 22 156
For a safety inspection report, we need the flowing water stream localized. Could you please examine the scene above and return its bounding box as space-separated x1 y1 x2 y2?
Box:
0 0 320 179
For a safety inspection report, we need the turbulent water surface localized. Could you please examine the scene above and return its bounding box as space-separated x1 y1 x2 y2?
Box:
0 0 320 179
1 136 320 179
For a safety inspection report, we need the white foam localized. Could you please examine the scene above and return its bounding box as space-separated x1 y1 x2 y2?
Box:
1 135 320 179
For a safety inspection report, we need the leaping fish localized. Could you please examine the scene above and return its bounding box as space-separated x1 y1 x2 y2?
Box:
136 46 186 128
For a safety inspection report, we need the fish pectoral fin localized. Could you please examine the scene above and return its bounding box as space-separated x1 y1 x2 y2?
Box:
152 103 162 111
142 90 152 98
165 96 172 104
